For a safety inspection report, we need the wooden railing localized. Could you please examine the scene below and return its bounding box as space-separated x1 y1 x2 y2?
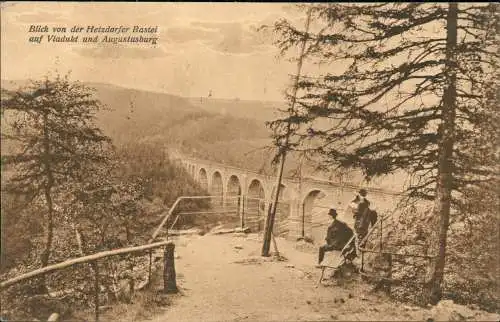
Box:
3 194 240 322
0 241 178 322
150 195 265 241
149 195 217 242
357 208 437 295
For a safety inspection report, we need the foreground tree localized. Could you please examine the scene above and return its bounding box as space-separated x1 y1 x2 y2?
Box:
1 73 112 281
266 3 498 303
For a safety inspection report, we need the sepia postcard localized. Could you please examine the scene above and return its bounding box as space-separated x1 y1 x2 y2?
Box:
1 2 499 321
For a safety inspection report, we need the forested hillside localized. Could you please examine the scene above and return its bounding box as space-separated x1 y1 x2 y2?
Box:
89 83 373 181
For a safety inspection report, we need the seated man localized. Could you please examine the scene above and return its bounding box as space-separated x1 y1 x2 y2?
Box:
318 208 355 265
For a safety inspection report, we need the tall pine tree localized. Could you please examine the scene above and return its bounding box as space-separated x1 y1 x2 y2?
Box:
1 73 112 284
266 3 498 303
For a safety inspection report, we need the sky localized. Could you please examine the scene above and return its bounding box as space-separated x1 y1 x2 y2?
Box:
1 2 308 101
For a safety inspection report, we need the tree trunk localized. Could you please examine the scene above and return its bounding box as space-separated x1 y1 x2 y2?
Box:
37 185 54 293
427 2 458 305
40 111 55 293
262 7 312 256
41 188 54 267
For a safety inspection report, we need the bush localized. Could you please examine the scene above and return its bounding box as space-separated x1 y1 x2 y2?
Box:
363 189 499 311
0 191 43 273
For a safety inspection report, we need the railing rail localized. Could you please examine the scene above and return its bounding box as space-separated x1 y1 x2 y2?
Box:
149 195 213 242
150 195 271 241
0 241 173 290
359 248 435 259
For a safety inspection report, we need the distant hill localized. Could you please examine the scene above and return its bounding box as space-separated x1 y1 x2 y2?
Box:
1 79 279 171
187 97 286 122
86 84 276 166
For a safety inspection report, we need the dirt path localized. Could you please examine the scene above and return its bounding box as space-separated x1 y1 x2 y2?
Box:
143 233 498 322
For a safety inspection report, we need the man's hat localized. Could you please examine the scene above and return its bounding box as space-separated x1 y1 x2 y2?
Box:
358 189 368 197
328 208 337 217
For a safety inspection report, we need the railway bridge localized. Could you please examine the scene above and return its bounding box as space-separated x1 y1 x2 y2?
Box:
172 153 402 244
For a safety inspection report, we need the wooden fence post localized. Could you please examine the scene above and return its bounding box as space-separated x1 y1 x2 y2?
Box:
163 243 178 294
148 249 153 288
379 217 383 252
386 253 392 295
93 260 99 322
128 256 135 302
240 196 245 229
301 203 305 238
361 251 364 272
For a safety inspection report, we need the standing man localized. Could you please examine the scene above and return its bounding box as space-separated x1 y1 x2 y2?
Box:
318 208 354 266
353 189 371 246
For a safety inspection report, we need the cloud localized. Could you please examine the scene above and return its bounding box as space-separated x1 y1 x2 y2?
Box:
74 46 169 60
189 21 274 55
164 26 220 44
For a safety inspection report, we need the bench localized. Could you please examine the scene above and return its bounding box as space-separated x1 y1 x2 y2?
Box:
316 236 358 286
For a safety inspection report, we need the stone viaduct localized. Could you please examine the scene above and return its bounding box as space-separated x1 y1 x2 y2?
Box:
171 153 402 244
